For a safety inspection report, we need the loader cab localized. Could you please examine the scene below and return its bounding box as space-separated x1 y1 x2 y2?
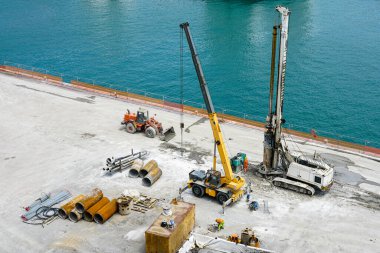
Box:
136 109 148 124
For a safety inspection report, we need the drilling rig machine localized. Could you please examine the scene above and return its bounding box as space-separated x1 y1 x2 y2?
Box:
256 6 334 195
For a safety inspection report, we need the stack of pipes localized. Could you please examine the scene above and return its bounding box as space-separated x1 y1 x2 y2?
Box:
58 188 118 224
21 190 72 221
69 188 104 222
141 160 162 187
129 159 163 186
103 150 148 173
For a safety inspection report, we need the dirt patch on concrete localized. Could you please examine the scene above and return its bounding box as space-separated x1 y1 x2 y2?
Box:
81 133 96 139
185 117 207 133
16 84 94 104
159 142 211 164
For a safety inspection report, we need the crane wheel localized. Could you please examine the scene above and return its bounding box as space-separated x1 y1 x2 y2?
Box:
145 126 156 138
216 192 229 205
126 122 136 134
192 185 205 198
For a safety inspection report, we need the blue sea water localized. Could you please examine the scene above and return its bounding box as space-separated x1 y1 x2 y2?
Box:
1 0 379 147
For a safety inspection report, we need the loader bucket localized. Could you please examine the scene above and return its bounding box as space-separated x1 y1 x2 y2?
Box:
160 126 176 142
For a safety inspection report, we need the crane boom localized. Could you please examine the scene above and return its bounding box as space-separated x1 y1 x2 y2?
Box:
180 22 234 182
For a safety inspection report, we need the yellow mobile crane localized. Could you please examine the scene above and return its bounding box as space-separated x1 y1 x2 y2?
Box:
179 22 246 205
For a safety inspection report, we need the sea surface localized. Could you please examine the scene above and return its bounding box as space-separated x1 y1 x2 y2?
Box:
1 0 379 147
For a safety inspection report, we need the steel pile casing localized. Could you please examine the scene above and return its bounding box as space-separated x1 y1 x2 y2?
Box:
58 194 86 219
94 199 117 224
139 160 158 177
142 166 162 187
84 197 110 221
75 189 103 213
129 159 144 178
69 209 83 222
75 191 103 213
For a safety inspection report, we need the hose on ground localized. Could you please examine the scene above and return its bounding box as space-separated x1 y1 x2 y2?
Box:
22 206 59 226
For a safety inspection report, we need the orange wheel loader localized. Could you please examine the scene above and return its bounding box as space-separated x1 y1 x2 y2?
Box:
121 108 175 141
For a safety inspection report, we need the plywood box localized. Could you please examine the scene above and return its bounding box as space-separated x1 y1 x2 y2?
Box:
145 201 195 253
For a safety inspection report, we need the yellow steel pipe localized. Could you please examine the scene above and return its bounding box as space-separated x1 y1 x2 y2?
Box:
142 166 162 187
69 209 83 223
129 159 144 178
58 194 85 219
75 188 103 213
84 197 110 222
94 199 117 224
139 160 158 177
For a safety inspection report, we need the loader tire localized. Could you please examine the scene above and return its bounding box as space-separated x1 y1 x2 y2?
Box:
126 122 136 134
145 126 156 138
192 185 205 198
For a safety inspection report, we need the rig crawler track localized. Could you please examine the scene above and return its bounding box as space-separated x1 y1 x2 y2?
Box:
273 177 315 195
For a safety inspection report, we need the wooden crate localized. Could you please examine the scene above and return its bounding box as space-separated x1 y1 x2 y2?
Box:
145 201 195 253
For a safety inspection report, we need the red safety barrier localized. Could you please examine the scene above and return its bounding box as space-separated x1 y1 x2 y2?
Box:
0 65 63 85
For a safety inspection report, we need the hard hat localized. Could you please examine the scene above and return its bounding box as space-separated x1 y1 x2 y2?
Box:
216 218 224 223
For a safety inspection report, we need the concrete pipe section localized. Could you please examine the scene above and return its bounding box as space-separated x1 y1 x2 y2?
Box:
94 199 117 224
139 160 158 177
75 188 103 213
84 197 110 222
142 166 162 187
69 209 83 222
128 159 144 178
58 194 85 219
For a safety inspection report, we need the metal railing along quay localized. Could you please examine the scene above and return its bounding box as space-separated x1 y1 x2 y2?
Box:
1 61 379 156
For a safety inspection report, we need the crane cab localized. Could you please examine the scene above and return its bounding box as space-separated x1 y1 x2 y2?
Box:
204 170 222 188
